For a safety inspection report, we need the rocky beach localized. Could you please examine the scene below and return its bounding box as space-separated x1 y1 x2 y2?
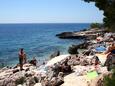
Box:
0 0 115 85
0 28 115 86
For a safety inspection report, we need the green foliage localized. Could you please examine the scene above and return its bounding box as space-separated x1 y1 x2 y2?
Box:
83 0 115 31
15 77 26 85
103 69 115 86
90 23 102 28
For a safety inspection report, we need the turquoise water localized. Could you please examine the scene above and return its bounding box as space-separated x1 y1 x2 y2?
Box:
0 23 90 67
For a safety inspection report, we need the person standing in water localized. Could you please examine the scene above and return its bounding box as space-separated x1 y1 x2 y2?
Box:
18 48 26 70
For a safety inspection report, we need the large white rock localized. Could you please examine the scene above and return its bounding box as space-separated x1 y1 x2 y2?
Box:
45 54 70 67
34 83 42 86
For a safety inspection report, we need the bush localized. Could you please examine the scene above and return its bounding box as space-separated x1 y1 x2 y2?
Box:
103 69 115 86
90 23 103 29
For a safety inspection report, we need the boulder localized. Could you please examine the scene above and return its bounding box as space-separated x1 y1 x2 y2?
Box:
28 77 36 86
49 51 60 59
34 83 42 86
56 32 86 39
68 45 79 54
13 69 19 73
15 77 26 85
0 80 4 86
68 42 90 54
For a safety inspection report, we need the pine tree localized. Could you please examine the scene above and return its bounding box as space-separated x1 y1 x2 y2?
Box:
83 0 115 31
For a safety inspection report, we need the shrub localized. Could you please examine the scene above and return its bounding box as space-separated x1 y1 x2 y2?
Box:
90 23 103 29
103 69 115 86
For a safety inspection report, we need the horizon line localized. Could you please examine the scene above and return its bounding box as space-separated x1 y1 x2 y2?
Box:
0 22 103 24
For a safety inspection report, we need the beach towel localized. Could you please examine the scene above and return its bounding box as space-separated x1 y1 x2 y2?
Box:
95 46 106 52
87 71 98 80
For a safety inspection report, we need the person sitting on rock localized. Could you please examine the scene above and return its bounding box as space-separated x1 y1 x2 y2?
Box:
104 42 115 71
105 42 115 55
29 57 38 66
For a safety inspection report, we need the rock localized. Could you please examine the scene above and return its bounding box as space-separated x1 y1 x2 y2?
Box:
41 77 49 86
0 67 9 73
17 84 23 86
13 69 19 73
68 42 90 54
49 72 64 86
56 32 86 39
25 73 32 77
25 68 29 72
78 42 91 49
2 77 16 86
50 77 57 86
0 63 43 86
34 76 39 83
83 50 92 56
57 72 64 84
68 45 79 54
56 29 107 40
49 51 60 59
15 77 26 85
0 80 4 86
28 77 36 86
6 80 16 86
34 83 42 86
80 58 89 66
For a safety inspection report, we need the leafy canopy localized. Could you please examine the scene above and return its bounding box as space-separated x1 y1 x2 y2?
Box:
83 0 115 31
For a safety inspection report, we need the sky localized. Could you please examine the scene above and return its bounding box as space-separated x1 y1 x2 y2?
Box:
0 0 104 23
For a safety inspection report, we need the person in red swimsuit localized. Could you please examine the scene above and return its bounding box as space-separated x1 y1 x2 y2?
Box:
18 48 26 70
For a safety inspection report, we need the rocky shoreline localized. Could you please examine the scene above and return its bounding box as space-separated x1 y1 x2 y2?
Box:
0 28 115 86
56 28 107 40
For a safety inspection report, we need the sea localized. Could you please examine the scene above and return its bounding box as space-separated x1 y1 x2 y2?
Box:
0 23 90 67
